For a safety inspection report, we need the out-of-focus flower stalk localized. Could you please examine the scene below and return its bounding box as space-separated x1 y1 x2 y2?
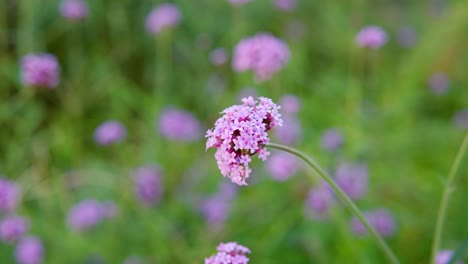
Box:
269 142 400 264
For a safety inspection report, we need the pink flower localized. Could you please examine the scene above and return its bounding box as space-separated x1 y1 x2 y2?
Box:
233 33 290 81
15 236 44 264
60 0 88 21
145 4 181 35
356 26 388 49
205 242 250 264
0 216 29 243
0 177 21 213
21 53 60 88
436 250 464 264
266 151 300 181
133 165 162 206
206 97 283 185
228 0 252 5
210 48 229 66
93 120 126 145
275 0 296 11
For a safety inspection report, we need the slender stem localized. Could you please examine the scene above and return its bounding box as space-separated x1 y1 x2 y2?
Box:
431 132 468 264
269 142 400 264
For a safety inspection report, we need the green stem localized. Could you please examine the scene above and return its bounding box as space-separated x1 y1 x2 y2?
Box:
269 142 400 264
430 132 468 264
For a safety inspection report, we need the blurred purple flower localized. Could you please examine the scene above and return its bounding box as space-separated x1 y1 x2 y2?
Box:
94 120 126 145
266 151 300 181
274 115 301 145
210 48 229 66
133 165 162 206
60 0 88 21
228 0 252 5
454 109 468 129
145 4 181 35
15 236 44 264
158 107 203 141
436 250 464 264
279 94 300 115
274 0 296 11
67 200 116 231
21 53 60 88
428 72 450 95
356 26 388 49
0 177 21 213
200 198 230 226
321 128 344 151
305 182 335 220
0 216 29 243
335 163 368 200
205 242 250 264
233 33 290 81
396 26 417 48
351 208 396 237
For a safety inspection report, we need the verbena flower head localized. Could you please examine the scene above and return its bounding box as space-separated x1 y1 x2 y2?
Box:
356 26 388 49
454 109 468 129
351 208 396 237
428 72 450 95
228 0 252 5
133 165 162 206
205 242 251 264
158 107 203 141
436 250 464 264
274 115 301 145
275 0 297 11
335 163 368 200
0 177 21 213
145 4 181 35
233 33 290 81
266 151 300 181
21 53 60 88
210 48 229 66
206 97 283 185
279 94 300 115
321 128 344 151
94 120 126 145
60 0 88 21
0 216 29 243
305 181 335 220
67 200 116 231
15 236 44 264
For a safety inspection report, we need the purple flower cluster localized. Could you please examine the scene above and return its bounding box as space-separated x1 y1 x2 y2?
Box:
145 4 181 35
428 72 450 95
274 94 301 145
200 182 237 226
356 26 388 49
158 107 203 141
205 242 250 264
60 0 88 21
305 181 335 220
21 53 60 88
133 165 162 206
321 128 344 151
94 120 127 145
266 151 300 181
436 250 464 264
335 163 368 200
0 177 21 213
350 208 396 237
67 200 117 231
233 33 290 81
206 97 283 185
0 216 29 243
15 236 44 264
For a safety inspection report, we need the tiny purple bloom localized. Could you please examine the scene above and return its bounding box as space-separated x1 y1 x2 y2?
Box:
210 48 229 66
233 33 290 81
454 109 468 129
145 4 181 35
60 0 88 21
335 163 368 200
351 208 396 237
428 72 450 95
321 128 344 151
94 120 126 145
436 250 464 264
266 151 300 181
205 242 250 264
279 94 300 115
0 216 29 243
15 236 44 264
133 165 162 206
158 107 203 141
274 0 296 11
305 182 334 220
356 26 388 49
396 26 417 48
274 115 301 145
67 200 116 231
21 53 60 88
206 97 283 185
0 177 21 213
